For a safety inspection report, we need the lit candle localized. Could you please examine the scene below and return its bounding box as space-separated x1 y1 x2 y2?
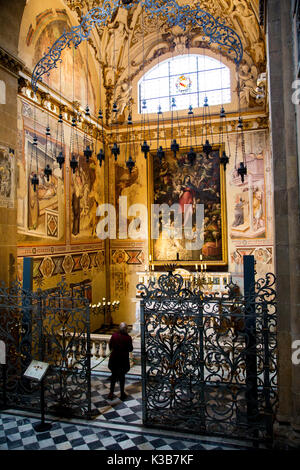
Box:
204 263 207 270
108 302 111 306
200 254 203 261
149 254 152 261
152 264 154 271
195 264 198 271
201 264 203 271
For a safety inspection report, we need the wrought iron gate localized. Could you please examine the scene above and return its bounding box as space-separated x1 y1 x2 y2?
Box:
139 271 277 443
0 281 93 418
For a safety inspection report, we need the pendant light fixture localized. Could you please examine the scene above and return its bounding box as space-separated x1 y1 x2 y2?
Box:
70 46 79 174
44 124 53 181
83 41 93 164
125 28 135 174
201 51 214 159
125 112 135 173
96 50 105 168
141 99 150 160
235 67 247 182
218 55 230 171
202 96 213 159
156 105 165 164
187 104 197 166
110 30 120 162
55 62 65 170
30 107 39 192
55 110 65 169
170 98 180 158
140 7 151 160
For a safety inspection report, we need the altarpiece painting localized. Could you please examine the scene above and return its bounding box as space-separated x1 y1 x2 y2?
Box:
149 147 227 265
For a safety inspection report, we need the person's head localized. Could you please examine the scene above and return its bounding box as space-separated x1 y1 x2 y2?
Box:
119 322 128 334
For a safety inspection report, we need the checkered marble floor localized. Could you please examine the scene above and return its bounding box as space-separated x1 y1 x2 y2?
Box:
0 413 252 451
0 375 264 451
91 375 142 425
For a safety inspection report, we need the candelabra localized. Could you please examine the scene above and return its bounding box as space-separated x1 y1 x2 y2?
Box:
190 264 213 293
90 298 120 329
143 264 158 286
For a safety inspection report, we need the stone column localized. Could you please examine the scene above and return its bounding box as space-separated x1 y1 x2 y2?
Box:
267 0 300 448
0 47 23 285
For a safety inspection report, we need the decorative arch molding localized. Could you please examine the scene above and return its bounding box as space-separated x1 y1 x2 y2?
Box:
31 0 243 93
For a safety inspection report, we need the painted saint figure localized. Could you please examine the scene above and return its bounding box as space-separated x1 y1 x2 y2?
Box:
178 175 197 226
72 172 83 236
232 197 245 227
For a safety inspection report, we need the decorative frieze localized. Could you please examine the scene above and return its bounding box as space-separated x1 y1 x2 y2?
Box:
0 46 24 78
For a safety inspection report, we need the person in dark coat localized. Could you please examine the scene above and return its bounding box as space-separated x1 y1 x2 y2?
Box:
107 322 133 400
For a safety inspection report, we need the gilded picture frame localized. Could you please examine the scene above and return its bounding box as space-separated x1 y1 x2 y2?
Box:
147 145 228 267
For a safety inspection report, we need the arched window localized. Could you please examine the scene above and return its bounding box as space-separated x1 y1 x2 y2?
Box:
138 54 231 114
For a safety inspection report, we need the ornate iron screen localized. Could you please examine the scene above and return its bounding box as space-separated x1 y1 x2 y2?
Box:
139 272 277 442
0 281 93 419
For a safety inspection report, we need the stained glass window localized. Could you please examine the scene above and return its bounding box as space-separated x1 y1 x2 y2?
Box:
138 54 231 113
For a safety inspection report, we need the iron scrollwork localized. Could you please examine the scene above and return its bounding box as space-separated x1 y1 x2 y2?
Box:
0 281 93 419
31 0 243 93
138 271 278 442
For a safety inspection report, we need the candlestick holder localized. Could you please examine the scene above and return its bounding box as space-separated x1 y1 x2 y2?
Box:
191 265 213 293
90 298 120 330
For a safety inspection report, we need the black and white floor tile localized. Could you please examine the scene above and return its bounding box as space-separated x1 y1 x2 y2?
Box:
0 413 251 451
0 375 260 451
91 375 142 425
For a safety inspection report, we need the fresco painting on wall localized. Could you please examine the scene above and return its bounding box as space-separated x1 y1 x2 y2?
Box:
115 162 139 232
0 144 14 209
230 151 266 239
70 154 103 242
33 19 96 114
150 148 227 264
18 128 65 244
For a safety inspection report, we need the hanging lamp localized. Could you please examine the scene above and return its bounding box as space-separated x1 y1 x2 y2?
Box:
201 96 213 159
218 53 230 171
69 46 79 174
125 111 135 173
125 31 135 174
96 106 105 167
140 98 150 160
140 9 151 160
186 104 197 166
83 41 93 164
44 124 53 181
219 106 230 171
156 105 165 164
55 110 65 169
235 68 247 182
30 131 39 192
55 62 65 170
70 115 80 173
96 53 105 168
236 117 247 182
170 98 180 158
